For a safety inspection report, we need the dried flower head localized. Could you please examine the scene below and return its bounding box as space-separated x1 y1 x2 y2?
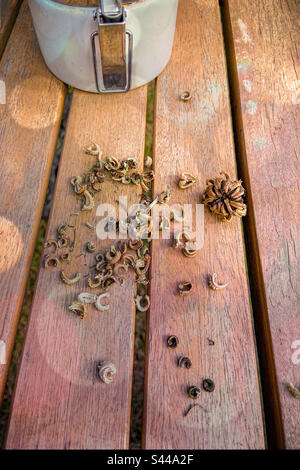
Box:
202 171 247 221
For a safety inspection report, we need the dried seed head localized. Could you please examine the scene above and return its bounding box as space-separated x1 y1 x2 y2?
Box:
69 301 87 320
188 386 201 399
178 281 193 296
208 273 228 290
167 335 179 349
202 172 247 221
178 356 192 369
203 378 215 392
98 361 116 384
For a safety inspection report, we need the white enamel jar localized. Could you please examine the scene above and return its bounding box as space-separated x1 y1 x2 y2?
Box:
28 0 179 93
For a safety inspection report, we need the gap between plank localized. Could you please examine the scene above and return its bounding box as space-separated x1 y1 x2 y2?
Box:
130 80 155 449
0 1 23 60
219 0 285 449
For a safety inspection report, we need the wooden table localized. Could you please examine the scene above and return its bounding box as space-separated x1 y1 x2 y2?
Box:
0 0 299 449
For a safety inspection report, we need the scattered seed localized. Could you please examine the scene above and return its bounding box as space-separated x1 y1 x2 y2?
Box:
60 270 81 285
95 293 110 311
145 156 152 168
287 383 300 399
69 301 87 320
207 338 215 346
98 361 116 384
188 386 201 399
167 335 179 349
184 403 205 417
178 172 197 189
178 356 192 369
85 222 94 229
135 294 150 312
208 273 228 290
178 281 193 296
86 241 96 253
44 255 60 269
203 378 215 392
180 91 192 101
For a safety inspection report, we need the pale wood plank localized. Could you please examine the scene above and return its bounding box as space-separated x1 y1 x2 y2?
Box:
225 0 300 449
0 2 66 405
5 85 147 448
143 0 265 449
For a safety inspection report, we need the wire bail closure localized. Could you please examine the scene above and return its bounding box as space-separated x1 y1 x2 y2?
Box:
92 0 133 93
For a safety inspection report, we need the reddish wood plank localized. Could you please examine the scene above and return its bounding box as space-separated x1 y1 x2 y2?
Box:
225 0 300 449
143 0 265 449
0 2 66 405
5 84 147 448
0 1 22 58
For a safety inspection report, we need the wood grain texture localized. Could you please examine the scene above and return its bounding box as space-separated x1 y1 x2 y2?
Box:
5 84 147 448
0 2 66 405
225 0 300 449
0 0 22 58
143 0 265 449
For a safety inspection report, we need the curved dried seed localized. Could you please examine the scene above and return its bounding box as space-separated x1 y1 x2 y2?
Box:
135 295 150 312
78 292 98 304
86 241 96 253
57 237 69 249
86 142 101 156
44 255 60 269
59 252 70 263
145 156 152 168
178 356 192 369
182 242 198 258
287 383 300 399
203 378 215 392
61 270 81 285
69 301 87 320
44 239 58 252
167 335 179 349
81 190 94 211
178 281 193 296
178 172 197 189
173 230 192 249
208 273 228 290
87 275 102 289
98 361 116 384
188 386 201 399
180 91 192 101
95 293 110 311
129 239 143 251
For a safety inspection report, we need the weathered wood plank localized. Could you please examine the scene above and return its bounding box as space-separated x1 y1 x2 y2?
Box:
225 0 300 449
0 2 66 405
143 0 265 449
5 85 147 448
0 0 22 58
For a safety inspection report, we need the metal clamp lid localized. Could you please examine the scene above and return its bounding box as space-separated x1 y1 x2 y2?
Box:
92 0 133 93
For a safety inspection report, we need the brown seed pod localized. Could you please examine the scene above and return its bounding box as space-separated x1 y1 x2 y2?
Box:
202 171 247 221
178 356 192 369
177 281 193 296
180 91 192 101
203 378 215 392
178 172 197 189
135 254 151 276
57 237 69 249
167 335 179 349
188 386 201 399
69 301 87 320
59 252 70 263
105 246 122 264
